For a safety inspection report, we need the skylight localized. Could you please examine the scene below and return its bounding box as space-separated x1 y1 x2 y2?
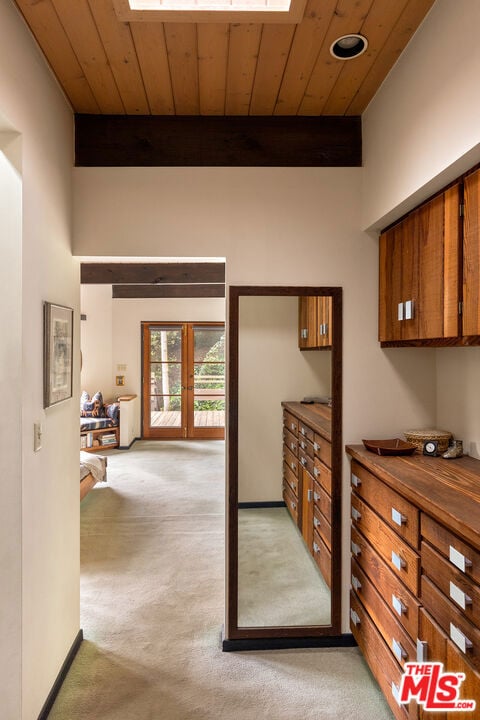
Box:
129 0 291 11
114 0 306 23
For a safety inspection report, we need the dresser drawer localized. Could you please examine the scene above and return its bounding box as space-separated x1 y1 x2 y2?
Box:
422 514 480 586
422 540 480 628
314 505 331 551
314 433 331 468
351 525 420 640
283 427 298 455
283 462 299 497
350 592 412 720
352 493 420 595
313 530 331 588
283 446 298 478
298 435 314 458
283 482 298 524
351 460 419 549
314 480 331 524
298 447 314 476
421 575 480 673
313 457 331 495
298 421 314 443
283 410 298 436
351 558 416 667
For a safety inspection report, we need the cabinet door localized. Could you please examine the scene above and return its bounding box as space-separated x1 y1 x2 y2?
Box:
379 215 417 342
379 185 460 343
463 169 480 336
298 297 318 349
318 296 332 348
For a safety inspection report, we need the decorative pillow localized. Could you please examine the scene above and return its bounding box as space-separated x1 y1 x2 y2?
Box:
80 390 89 414
105 402 120 423
81 390 104 417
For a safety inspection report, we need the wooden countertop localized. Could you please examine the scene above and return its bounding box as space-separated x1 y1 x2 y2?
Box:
346 445 480 552
282 401 331 442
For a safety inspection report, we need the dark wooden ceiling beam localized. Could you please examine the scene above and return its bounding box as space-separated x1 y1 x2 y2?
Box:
75 114 361 167
112 284 225 298
81 262 225 284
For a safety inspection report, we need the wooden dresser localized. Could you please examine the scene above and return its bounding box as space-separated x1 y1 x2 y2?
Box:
346 445 480 719
282 401 332 587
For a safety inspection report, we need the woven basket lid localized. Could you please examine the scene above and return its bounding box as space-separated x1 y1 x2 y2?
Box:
404 429 452 439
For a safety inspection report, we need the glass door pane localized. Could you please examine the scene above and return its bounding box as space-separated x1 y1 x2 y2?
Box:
143 325 185 437
192 326 225 429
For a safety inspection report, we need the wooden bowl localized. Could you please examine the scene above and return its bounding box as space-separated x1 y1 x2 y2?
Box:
362 438 417 456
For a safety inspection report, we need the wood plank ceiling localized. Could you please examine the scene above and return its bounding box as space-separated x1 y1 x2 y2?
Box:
14 0 435 117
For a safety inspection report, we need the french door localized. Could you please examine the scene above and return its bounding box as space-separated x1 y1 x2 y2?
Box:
141 322 225 439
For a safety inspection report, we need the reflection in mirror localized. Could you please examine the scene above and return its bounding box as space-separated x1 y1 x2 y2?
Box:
226 287 342 644
237 296 332 627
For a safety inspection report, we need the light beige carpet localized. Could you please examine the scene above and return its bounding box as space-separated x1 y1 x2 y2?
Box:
48 440 393 720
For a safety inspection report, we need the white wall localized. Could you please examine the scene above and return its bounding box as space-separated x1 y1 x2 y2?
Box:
362 0 480 460
0 2 78 718
80 285 113 397
238 296 331 502
362 0 480 232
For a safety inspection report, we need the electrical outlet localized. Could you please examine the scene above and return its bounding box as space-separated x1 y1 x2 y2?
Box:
34 423 42 452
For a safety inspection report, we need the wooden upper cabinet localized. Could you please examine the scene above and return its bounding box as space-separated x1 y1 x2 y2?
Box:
298 296 332 350
463 169 480 336
379 184 461 344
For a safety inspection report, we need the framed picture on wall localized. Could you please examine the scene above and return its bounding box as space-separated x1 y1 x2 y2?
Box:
43 302 74 408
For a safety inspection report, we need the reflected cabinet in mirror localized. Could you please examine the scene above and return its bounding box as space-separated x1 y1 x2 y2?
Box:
225 287 343 646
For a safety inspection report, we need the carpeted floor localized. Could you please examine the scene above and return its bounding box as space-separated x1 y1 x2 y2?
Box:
48 440 393 720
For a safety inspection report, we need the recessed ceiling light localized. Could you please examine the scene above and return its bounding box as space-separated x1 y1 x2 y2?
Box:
330 34 368 60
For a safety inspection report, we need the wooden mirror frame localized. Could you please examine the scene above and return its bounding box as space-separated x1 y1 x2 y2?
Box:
224 286 345 650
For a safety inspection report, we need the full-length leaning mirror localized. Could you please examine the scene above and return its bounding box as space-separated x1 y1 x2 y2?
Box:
225 287 342 645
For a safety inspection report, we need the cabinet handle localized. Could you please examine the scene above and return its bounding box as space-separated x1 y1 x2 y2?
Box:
351 474 361 488
301 427 305 436
351 575 362 592
314 516 320 528
449 545 472 572
398 302 404 321
300 440 306 450
300 457 307 466
313 491 320 502
313 542 320 554
416 639 428 662
314 442 320 452
313 467 319 478
291 423 296 432
391 551 406 571
350 609 361 626
391 682 401 707
391 508 407 526
450 623 473 654
351 541 361 557
307 489 313 502
290 501 297 511
392 638 407 662
291 463 297 471
392 594 406 616
449 581 472 610
405 299 414 320
290 442 296 451
351 507 361 522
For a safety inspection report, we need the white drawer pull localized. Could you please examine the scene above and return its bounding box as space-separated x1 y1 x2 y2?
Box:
391 682 401 707
307 489 313 502
417 639 428 662
405 299 414 320
313 467 319 477
291 463 296 471
397 302 404 322
290 501 297 511
449 545 472 572
351 575 362 592
313 491 320 502
392 594 406 616
300 441 306 450
314 516 320 528
290 442 295 451
351 473 361 488
350 609 360 626
450 581 472 610
300 457 307 466
392 638 407 662
314 442 319 452
450 623 473 654
313 542 319 554
391 551 406 571
351 541 361 557
351 507 361 522
391 508 407 526
301 427 305 436
291 423 296 431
